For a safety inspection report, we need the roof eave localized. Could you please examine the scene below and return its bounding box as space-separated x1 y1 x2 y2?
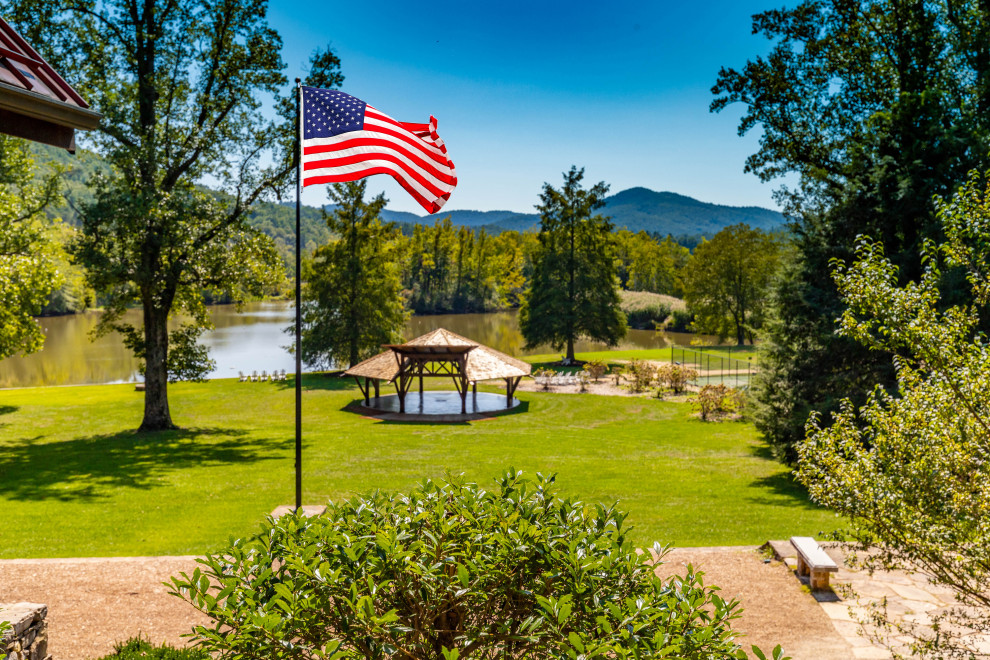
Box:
0 81 101 130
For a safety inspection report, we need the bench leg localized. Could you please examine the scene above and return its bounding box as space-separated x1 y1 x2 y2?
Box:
810 570 831 590
796 555 809 576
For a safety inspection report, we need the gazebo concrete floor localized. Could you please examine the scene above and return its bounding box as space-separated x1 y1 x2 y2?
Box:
354 391 521 422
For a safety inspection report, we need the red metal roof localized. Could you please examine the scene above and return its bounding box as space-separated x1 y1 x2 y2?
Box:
0 16 101 149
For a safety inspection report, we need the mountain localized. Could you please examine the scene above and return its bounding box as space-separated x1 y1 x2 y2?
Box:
28 142 785 246
369 188 786 237
601 187 785 235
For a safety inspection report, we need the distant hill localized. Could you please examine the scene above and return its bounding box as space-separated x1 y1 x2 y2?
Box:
375 187 785 237
28 143 785 252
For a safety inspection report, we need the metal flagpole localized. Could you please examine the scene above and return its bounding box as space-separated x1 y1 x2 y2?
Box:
294 78 303 512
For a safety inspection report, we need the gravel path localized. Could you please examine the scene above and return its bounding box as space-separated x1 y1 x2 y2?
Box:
0 557 208 660
0 548 852 660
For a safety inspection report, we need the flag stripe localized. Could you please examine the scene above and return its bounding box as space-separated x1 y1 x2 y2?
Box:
305 151 454 200
303 124 449 168
304 165 450 214
304 139 457 187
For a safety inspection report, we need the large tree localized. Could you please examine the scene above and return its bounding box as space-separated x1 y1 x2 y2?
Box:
2 0 343 430
800 170 990 658
0 136 62 359
519 167 626 364
712 0 990 460
300 181 407 370
682 224 783 345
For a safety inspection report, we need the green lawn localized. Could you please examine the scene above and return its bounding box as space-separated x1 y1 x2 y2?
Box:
0 377 836 558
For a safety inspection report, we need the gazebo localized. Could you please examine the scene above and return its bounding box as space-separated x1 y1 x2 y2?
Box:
344 328 531 415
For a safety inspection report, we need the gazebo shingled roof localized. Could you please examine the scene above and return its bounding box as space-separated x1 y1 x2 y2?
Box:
344 328 531 415
344 328 531 382
0 16 101 151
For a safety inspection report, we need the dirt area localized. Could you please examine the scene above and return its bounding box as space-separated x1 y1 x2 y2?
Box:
0 547 853 660
515 374 696 398
659 547 851 659
0 556 208 660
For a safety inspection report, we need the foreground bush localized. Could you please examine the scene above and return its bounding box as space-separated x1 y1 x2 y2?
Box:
171 470 776 660
94 638 209 660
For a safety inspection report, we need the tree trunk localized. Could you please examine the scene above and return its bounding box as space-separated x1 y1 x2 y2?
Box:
566 335 575 364
140 304 176 431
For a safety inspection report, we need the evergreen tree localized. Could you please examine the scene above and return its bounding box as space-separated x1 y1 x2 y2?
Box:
301 181 407 369
519 167 626 363
712 0 990 460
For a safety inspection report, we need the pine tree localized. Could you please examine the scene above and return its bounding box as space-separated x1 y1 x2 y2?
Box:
519 167 626 363
300 181 407 369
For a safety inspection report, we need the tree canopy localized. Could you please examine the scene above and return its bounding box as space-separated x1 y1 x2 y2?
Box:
713 0 990 460
799 170 990 657
0 136 63 360
2 0 343 430
682 224 784 345
300 181 407 370
519 167 626 364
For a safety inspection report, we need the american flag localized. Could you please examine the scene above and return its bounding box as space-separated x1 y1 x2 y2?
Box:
300 86 457 213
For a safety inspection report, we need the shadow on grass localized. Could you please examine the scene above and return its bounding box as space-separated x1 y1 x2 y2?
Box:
0 426 290 502
746 444 826 512
0 405 17 431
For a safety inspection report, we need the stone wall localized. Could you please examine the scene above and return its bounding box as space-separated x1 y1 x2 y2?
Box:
0 603 49 660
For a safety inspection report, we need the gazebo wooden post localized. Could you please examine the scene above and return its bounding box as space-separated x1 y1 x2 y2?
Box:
418 360 424 395
506 376 521 407
373 379 380 400
472 381 477 396
396 357 409 414
354 376 370 405
458 354 468 414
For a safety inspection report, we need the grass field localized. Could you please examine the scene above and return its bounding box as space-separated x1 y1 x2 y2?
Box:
0 377 836 558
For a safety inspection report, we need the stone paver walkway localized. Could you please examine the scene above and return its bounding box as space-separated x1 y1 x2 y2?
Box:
769 540 990 659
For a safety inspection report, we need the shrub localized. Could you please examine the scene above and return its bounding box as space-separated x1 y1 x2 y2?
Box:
666 309 694 332
625 303 671 330
585 358 609 382
656 363 698 394
694 384 745 421
625 359 656 392
170 470 765 660
94 638 209 660
0 621 8 660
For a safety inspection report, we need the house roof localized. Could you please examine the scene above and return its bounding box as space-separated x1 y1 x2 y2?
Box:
344 328 532 382
0 16 101 151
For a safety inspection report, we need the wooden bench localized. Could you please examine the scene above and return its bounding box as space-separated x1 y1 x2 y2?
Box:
790 536 838 590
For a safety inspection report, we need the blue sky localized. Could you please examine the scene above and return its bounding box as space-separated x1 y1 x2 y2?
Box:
270 1 789 215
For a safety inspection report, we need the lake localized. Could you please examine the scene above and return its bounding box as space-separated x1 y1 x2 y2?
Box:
0 301 710 388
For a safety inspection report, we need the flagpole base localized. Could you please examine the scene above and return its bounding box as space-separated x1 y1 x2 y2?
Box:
270 504 327 519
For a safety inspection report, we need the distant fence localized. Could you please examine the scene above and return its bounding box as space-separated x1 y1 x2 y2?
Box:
669 346 756 388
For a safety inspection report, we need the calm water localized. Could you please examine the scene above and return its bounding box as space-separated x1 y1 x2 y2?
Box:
0 301 709 388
